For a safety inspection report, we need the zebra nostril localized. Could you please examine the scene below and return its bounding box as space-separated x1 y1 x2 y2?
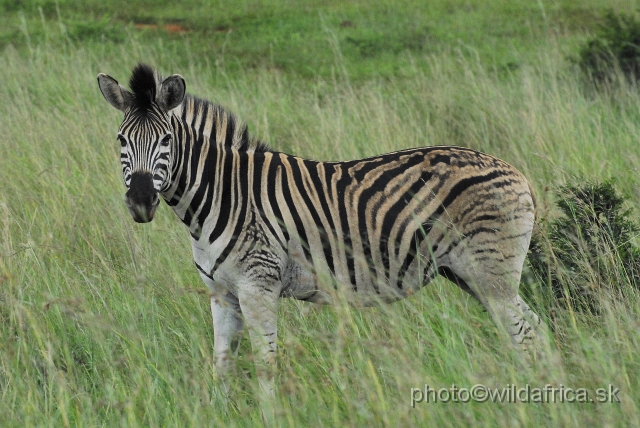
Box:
152 193 160 206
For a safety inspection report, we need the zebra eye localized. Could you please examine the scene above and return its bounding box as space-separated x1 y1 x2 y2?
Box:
161 135 172 146
118 136 127 148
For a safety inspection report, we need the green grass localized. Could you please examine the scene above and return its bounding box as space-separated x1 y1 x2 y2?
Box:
0 0 626 80
1 1 640 426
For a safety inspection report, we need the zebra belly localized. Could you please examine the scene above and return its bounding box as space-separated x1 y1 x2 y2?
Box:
193 230 439 306
280 259 432 306
280 238 436 307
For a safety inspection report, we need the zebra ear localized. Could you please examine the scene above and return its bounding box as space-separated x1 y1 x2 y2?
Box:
157 74 186 111
97 73 131 112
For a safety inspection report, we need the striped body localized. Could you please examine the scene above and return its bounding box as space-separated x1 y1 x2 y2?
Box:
98 64 545 401
168 97 535 306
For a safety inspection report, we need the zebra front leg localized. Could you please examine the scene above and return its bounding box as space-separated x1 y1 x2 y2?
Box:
211 293 244 396
200 274 245 397
236 283 280 399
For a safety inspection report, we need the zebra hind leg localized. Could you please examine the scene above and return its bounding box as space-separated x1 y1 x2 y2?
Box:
441 257 547 364
483 293 546 363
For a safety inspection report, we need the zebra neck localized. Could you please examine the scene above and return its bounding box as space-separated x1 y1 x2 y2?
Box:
160 97 262 241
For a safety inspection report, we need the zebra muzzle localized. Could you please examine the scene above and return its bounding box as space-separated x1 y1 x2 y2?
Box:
125 172 161 223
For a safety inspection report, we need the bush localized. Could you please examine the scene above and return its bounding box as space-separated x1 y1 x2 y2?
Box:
526 181 640 315
577 11 640 84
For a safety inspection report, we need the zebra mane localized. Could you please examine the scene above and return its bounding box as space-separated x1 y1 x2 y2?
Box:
128 63 159 114
127 63 269 152
186 94 270 153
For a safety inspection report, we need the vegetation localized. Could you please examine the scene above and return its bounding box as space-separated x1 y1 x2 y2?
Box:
577 10 640 83
0 0 613 81
0 0 639 426
527 181 640 316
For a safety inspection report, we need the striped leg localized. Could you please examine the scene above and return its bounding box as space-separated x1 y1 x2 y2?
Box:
237 284 280 398
516 294 543 331
483 293 545 362
443 230 546 362
200 274 245 397
443 265 545 360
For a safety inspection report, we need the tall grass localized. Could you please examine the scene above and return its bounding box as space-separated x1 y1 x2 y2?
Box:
0 30 639 426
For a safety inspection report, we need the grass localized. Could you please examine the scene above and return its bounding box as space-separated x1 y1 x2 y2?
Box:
1 0 640 426
0 0 625 80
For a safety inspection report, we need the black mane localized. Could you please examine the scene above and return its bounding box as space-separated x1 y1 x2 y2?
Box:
186 94 270 153
127 64 270 153
128 63 158 112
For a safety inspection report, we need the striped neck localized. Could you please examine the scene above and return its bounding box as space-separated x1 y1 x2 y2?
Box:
159 95 267 239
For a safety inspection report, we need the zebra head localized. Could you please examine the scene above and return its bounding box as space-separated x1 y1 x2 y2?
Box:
97 64 186 223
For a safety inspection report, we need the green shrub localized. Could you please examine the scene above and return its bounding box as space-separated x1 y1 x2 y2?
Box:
526 181 640 315
577 11 640 84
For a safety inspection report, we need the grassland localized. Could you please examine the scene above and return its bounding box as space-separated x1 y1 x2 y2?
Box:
1 0 640 426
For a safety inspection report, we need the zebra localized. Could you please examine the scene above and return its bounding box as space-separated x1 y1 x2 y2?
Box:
97 63 545 398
